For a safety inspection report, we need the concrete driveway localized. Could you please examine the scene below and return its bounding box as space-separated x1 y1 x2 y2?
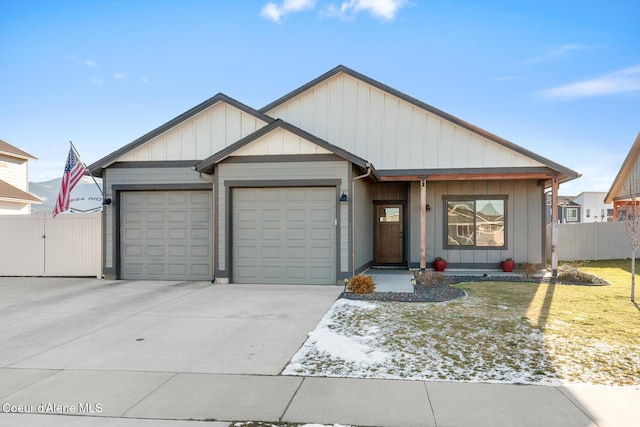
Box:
0 278 342 375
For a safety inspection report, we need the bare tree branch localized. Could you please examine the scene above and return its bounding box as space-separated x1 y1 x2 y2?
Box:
622 179 640 302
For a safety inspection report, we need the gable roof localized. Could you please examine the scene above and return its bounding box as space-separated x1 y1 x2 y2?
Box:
0 139 36 160
195 119 375 175
88 93 273 176
605 132 640 203
0 179 42 204
260 65 580 184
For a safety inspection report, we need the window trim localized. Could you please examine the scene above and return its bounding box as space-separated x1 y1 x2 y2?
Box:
443 195 508 250
566 207 578 222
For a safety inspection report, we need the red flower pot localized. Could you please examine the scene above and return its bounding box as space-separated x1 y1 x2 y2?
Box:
433 259 447 272
501 260 515 272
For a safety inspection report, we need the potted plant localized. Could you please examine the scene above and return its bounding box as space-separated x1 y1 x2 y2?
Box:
433 256 447 272
501 257 515 272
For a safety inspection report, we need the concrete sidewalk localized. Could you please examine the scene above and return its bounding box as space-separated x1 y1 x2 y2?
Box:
1 369 638 426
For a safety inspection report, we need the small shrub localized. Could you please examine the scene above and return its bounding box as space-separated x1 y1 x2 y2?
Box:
517 262 538 277
414 270 446 287
557 265 596 284
347 274 376 294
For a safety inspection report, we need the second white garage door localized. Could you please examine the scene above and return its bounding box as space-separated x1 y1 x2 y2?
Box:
232 187 336 285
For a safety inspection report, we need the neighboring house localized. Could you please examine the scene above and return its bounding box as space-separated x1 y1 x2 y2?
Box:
0 139 41 214
545 192 614 223
572 192 613 222
605 132 640 221
89 65 579 283
546 194 581 224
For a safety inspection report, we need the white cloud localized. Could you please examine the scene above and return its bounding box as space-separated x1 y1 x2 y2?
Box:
323 0 408 21
113 73 125 79
525 44 593 64
539 64 640 99
260 0 316 23
90 77 103 86
141 77 149 84
79 58 98 67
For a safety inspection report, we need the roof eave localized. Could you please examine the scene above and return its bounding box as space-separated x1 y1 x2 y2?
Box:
88 93 274 176
604 132 640 204
260 65 579 179
194 119 371 174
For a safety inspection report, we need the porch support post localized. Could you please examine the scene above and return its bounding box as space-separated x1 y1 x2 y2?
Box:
420 178 427 270
551 175 559 276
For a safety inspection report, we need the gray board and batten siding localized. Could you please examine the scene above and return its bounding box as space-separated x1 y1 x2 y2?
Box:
408 179 545 268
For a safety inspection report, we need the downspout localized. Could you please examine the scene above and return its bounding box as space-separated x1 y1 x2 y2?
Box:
352 163 372 277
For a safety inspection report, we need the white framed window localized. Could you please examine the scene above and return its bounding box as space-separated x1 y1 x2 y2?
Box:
567 208 578 222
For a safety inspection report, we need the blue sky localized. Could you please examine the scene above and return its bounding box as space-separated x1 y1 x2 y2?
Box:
1 0 639 195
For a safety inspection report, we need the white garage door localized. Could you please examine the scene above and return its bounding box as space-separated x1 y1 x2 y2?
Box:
232 187 336 285
120 190 212 280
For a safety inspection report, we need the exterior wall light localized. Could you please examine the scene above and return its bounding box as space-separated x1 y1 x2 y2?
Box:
339 192 348 202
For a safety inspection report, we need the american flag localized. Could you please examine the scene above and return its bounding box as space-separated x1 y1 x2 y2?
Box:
53 147 87 217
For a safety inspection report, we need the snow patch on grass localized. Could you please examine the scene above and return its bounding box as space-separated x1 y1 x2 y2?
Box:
283 291 639 387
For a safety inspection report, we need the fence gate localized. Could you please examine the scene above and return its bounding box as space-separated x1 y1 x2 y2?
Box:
0 213 101 277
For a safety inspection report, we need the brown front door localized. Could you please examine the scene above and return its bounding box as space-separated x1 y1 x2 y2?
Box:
375 205 403 264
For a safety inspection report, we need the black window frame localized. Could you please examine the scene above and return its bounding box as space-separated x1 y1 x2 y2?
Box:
443 195 508 250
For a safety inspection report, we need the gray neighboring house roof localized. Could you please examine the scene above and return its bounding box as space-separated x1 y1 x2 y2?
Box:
260 65 580 185
88 93 273 177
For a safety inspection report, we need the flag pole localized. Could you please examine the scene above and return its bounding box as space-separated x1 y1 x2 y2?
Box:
69 141 103 196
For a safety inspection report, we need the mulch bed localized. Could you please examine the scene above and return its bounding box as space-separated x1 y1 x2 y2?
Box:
340 272 610 302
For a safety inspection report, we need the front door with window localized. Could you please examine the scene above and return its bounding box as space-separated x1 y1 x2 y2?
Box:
375 205 404 264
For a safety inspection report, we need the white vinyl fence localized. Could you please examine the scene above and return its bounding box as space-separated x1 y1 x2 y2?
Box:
546 221 628 262
0 213 101 277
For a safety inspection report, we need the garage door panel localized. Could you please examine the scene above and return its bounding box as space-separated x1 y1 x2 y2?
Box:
191 245 210 257
147 193 165 204
192 210 211 223
148 245 165 257
263 266 282 279
192 228 210 240
285 228 305 240
168 228 187 240
262 189 282 202
285 189 306 202
237 209 256 223
311 266 333 280
311 228 332 240
312 209 332 221
261 228 280 240
286 246 306 258
261 209 281 223
232 187 336 285
121 190 212 280
261 246 281 258
168 193 187 204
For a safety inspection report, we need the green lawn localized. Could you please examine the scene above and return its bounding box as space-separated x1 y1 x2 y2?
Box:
284 260 640 386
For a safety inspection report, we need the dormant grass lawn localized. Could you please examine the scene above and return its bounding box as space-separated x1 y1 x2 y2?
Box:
284 260 640 387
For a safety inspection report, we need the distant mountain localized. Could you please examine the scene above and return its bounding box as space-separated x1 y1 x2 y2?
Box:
29 176 103 215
